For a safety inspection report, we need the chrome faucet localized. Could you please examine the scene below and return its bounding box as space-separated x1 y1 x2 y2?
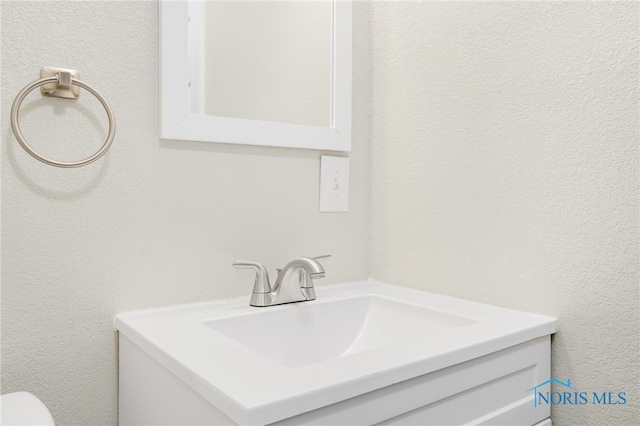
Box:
233 254 330 307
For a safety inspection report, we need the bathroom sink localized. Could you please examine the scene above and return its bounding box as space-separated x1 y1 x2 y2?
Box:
205 295 477 368
116 280 556 425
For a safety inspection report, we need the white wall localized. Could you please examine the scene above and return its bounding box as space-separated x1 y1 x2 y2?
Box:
370 2 638 425
0 2 371 424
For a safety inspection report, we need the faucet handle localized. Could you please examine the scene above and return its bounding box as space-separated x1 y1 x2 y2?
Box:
233 261 272 294
311 253 331 261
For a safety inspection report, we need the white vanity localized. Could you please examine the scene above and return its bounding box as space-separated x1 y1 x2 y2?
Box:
115 280 556 425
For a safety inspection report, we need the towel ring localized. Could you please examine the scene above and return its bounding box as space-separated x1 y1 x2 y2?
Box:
10 69 116 168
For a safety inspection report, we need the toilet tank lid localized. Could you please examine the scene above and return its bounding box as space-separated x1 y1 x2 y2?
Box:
1 392 55 425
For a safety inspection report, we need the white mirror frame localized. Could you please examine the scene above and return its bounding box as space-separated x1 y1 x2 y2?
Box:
159 1 352 151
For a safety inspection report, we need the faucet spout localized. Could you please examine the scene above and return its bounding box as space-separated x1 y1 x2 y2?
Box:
275 257 324 289
284 257 324 276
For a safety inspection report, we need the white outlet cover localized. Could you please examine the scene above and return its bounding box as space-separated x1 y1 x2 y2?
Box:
320 155 350 212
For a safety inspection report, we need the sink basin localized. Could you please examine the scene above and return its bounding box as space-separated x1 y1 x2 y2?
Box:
205 295 477 368
116 280 556 425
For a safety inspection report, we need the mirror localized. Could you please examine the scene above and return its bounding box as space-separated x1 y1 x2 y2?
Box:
197 1 332 127
160 0 352 151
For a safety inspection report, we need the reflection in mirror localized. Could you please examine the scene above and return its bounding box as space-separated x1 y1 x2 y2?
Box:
191 1 332 127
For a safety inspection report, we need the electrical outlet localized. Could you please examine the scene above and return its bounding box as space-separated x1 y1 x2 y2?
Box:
320 155 350 212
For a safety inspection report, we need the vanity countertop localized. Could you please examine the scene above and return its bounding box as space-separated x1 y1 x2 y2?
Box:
115 279 556 425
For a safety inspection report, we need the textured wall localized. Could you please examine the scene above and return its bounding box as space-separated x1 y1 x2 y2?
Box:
370 2 638 425
1 1 371 424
